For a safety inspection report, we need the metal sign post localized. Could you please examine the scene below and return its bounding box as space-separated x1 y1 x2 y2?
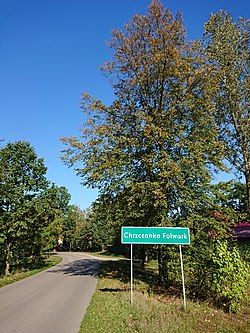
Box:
121 226 190 308
130 244 133 305
179 245 186 310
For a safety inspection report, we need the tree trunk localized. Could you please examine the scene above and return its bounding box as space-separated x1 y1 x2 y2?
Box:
245 168 250 215
4 245 11 275
157 245 168 287
140 245 146 269
158 246 163 283
4 259 10 275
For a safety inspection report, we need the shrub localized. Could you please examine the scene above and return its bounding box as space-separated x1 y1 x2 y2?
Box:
211 240 248 312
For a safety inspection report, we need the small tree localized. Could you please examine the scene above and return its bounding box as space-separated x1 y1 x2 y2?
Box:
61 205 86 251
211 240 248 312
41 185 71 251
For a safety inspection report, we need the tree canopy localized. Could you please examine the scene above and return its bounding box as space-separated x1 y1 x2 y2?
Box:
0 141 48 274
0 141 71 275
61 0 249 312
61 0 225 226
204 11 250 212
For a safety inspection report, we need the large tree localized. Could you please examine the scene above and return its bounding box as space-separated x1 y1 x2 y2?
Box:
62 0 224 226
204 11 250 213
0 141 48 274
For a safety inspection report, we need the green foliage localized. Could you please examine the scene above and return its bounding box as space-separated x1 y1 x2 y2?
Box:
61 204 82 250
237 241 250 263
0 141 71 275
61 1 225 226
165 238 249 313
166 210 232 294
57 205 104 252
71 217 95 251
211 241 248 312
80 259 249 333
160 203 249 314
0 141 48 274
0 255 62 288
60 0 249 313
210 181 247 213
41 185 71 250
204 11 250 212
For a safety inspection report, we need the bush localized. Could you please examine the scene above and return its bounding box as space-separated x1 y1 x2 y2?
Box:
211 240 248 312
237 241 250 263
176 237 248 313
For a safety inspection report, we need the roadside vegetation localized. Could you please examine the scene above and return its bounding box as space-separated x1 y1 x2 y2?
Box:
0 254 62 288
0 141 71 276
85 251 127 260
80 259 249 333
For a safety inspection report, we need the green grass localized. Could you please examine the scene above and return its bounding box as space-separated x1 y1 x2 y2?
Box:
0 254 62 288
85 251 127 260
79 259 249 333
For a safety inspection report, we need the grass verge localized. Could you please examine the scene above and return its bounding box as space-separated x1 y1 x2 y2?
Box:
0 254 62 288
85 251 127 260
79 259 249 333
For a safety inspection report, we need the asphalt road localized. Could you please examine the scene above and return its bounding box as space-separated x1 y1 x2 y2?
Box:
0 252 100 333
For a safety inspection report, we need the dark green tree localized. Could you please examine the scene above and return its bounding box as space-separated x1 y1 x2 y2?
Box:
41 185 71 251
210 180 247 213
0 141 48 274
204 11 250 213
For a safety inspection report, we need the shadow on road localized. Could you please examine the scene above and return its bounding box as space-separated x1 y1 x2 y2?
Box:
48 259 100 277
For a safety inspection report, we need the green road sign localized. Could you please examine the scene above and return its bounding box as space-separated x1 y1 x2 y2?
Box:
121 226 190 245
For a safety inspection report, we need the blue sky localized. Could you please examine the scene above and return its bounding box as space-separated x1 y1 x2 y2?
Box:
1 0 249 209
